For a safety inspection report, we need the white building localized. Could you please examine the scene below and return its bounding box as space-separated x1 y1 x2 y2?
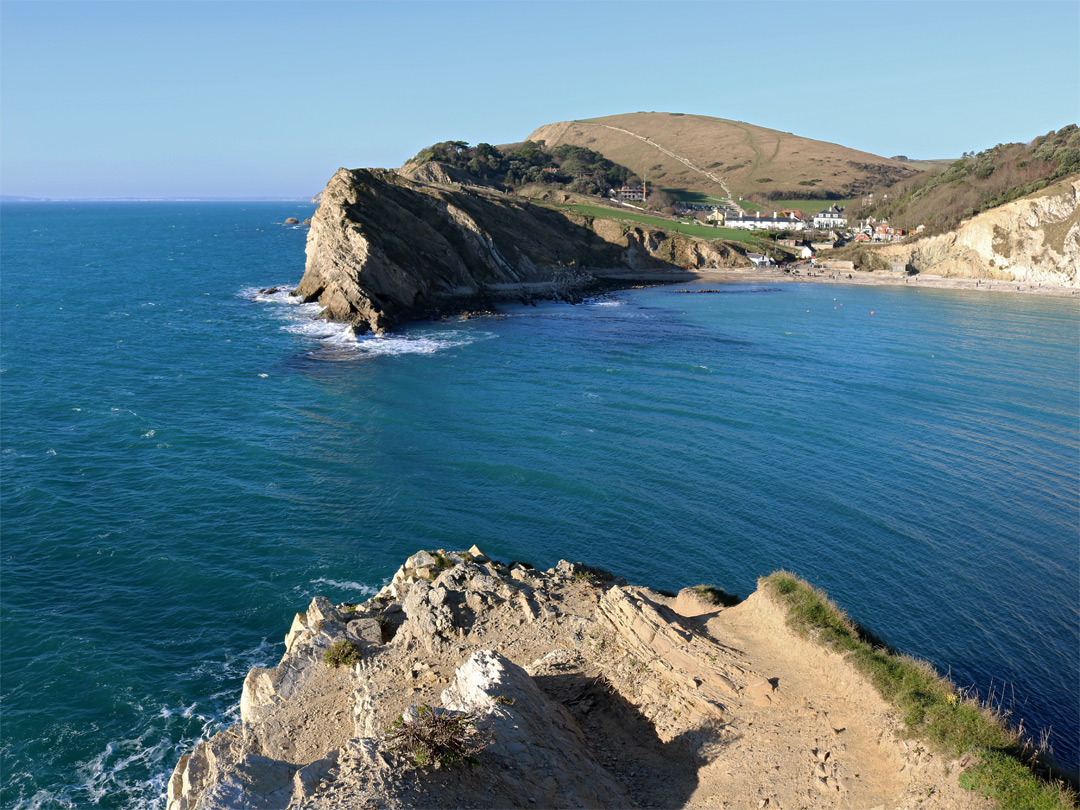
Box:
724 211 806 231
746 252 775 267
812 205 847 229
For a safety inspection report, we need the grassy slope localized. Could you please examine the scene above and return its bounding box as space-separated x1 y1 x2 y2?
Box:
854 125 1079 233
761 572 1076 810
540 201 763 246
527 112 918 203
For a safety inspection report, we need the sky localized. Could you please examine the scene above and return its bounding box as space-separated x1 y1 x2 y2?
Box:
2 0 1077 199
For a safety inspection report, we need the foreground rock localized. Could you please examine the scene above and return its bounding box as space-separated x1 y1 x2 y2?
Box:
294 168 746 334
168 550 987 810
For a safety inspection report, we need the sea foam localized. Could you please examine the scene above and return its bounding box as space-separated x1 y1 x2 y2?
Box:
239 284 486 357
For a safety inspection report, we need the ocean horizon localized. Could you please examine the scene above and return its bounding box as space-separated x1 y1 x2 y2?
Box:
1 201 1077 808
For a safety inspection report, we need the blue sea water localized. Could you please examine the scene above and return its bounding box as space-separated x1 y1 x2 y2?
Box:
1 201 1077 807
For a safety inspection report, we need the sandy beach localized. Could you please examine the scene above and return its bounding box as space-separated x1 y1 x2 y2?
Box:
594 266 1080 299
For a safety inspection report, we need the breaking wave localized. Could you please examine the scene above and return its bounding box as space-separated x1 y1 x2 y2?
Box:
238 285 488 357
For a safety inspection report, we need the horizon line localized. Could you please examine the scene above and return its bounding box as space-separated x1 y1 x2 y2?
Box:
0 195 316 203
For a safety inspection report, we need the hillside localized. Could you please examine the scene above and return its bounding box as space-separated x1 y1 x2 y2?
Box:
527 112 918 203
854 124 1080 233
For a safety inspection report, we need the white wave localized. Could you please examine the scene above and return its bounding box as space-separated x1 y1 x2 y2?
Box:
239 283 487 357
346 333 484 357
310 577 380 595
76 730 174 809
282 318 359 347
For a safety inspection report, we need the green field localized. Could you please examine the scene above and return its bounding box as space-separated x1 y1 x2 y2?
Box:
667 188 764 213
551 202 763 246
734 199 766 212
667 188 728 205
763 198 857 215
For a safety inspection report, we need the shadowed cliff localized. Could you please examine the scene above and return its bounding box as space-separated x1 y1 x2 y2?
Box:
294 168 743 334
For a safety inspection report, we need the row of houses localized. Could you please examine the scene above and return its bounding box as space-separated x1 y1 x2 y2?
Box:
706 204 849 231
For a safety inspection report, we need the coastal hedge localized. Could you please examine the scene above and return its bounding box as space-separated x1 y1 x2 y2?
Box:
761 571 1076 810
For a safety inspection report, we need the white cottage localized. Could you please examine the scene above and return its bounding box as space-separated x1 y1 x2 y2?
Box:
812 205 847 229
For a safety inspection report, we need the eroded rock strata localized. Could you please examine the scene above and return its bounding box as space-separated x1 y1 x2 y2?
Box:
294 168 744 334
876 177 1079 284
168 549 986 810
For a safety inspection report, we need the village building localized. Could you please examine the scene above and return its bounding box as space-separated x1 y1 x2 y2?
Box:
723 211 807 231
854 218 906 243
746 252 775 267
812 205 847 229
613 185 645 201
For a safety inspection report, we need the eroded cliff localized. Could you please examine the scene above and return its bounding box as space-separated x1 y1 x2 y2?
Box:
294 168 746 333
876 176 1079 284
167 548 994 810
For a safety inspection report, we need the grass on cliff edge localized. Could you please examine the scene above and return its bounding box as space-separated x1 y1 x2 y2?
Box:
761 571 1076 810
546 201 763 246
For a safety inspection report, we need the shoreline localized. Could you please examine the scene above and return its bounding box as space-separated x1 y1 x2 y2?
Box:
591 266 1080 299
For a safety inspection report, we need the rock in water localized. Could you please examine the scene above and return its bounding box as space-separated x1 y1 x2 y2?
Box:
284 217 300 225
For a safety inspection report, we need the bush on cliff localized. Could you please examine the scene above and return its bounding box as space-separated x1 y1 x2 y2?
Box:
384 704 492 770
323 639 363 668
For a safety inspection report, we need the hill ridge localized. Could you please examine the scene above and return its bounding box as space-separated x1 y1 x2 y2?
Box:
531 112 917 203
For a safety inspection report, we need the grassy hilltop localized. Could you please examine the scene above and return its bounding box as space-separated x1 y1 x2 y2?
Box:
527 112 918 203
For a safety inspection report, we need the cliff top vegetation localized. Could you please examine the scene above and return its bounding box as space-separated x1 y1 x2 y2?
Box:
402 139 633 197
855 124 1079 234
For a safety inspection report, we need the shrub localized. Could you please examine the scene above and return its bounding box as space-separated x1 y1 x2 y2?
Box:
323 639 363 668
384 704 492 769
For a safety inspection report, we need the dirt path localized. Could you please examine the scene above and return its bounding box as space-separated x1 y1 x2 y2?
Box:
688 593 990 810
584 121 734 202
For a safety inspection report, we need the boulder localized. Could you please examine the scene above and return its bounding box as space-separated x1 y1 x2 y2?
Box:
440 650 633 808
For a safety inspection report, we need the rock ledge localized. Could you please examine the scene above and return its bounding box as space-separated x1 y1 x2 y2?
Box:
168 549 984 810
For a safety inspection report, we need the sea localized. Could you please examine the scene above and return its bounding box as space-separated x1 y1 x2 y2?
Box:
1 202 1077 808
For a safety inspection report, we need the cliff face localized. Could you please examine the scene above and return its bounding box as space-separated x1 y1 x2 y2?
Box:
167 548 983 810
294 168 745 334
877 177 1079 284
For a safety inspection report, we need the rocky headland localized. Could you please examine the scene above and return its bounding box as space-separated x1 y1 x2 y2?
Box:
165 548 1054 810
293 168 746 334
294 167 1078 335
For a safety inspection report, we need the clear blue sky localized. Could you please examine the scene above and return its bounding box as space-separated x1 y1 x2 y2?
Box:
2 0 1077 198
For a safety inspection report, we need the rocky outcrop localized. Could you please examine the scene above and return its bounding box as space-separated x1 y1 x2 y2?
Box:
167 548 988 810
875 177 1079 284
294 168 748 334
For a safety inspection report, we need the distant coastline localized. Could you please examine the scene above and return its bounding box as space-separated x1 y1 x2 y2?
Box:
0 195 315 203
595 266 1080 299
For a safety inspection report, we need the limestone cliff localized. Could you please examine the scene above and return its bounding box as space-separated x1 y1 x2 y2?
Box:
294 168 746 334
876 176 1079 284
167 549 990 810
